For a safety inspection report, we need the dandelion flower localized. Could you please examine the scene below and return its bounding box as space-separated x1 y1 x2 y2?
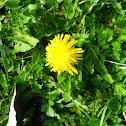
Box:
45 34 84 75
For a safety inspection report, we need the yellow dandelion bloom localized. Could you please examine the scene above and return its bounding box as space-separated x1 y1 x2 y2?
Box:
45 34 84 75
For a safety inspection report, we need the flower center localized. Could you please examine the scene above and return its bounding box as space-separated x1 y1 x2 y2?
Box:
53 44 68 65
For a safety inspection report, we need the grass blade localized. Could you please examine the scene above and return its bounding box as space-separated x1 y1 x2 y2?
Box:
90 47 114 84
99 106 108 126
103 110 112 124
99 98 113 126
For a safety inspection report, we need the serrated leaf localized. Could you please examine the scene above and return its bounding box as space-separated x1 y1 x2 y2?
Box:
22 64 32 80
32 82 42 93
115 84 126 97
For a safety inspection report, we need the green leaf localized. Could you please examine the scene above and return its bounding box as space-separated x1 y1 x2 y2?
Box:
122 104 126 112
65 102 79 108
57 99 64 104
114 19 126 30
44 120 57 126
0 115 9 124
65 100 87 110
22 4 37 15
72 33 89 47
28 4 37 12
48 100 54 106
88 118 100 126
0 71 8 96
41 102 48 112
102 73 114 84
106 28 113 42
57 75 66 84
0 35 8 80
123 97 126 103
0 0 8 9
0 15 5 21
67 4 75 19
31 82 42 93
14 63 33 91
114 84 126 97
14 76 26 91
32 53 40 67
46 106 55 117
113 2 122 10
63 91 71 102
112 51 120 60
13 30 39 53
111 41 121 50
22 63 33 80
48 89 62 95
5 0 20 9
68 78 71 91
119 34 126 41
84 63 94 74
64 0 73 5
111 116 122 124
14 42 30 53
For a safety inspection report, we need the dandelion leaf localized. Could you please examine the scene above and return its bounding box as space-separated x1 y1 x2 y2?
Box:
13 30 39 53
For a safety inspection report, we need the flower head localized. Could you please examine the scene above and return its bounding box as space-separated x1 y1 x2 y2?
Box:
45 34 84 75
